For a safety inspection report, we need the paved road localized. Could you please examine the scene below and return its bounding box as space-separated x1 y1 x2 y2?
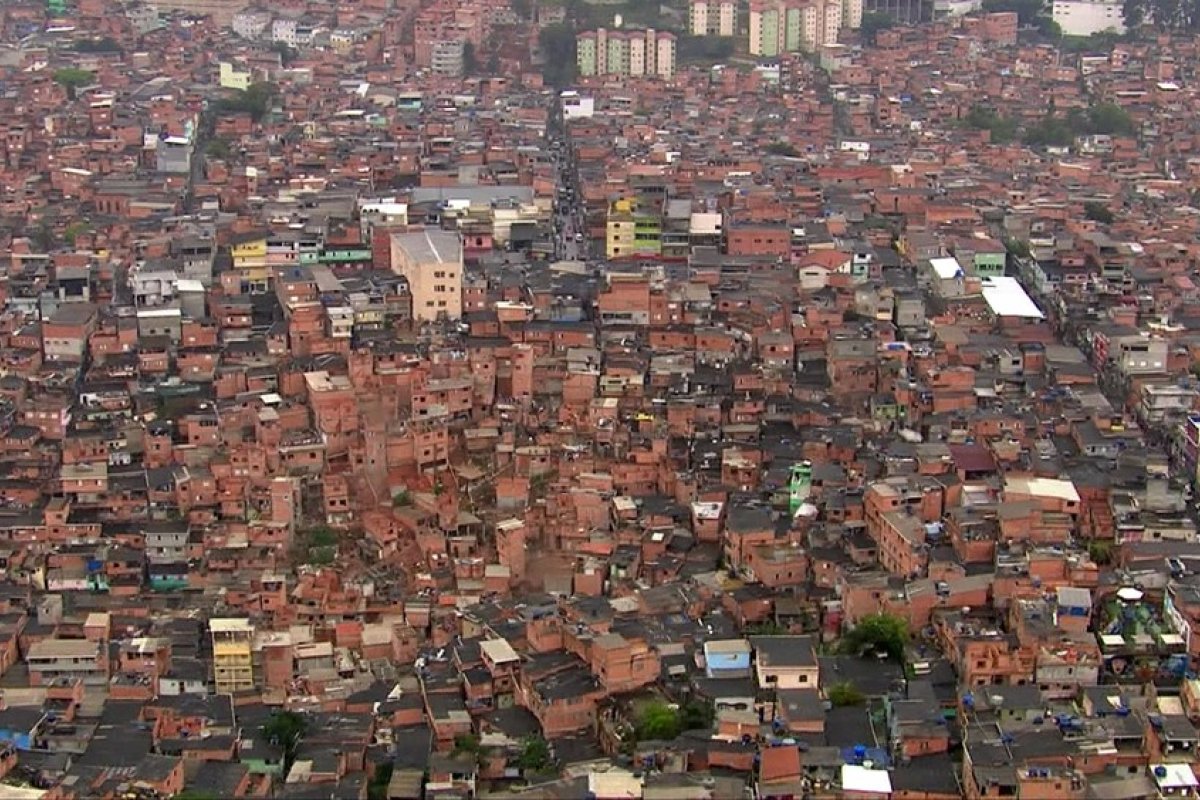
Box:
548 127 589 261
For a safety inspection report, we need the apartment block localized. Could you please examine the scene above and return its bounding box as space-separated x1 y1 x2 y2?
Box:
211 618 255 694
690 0 738 36
748 0 843 55
576 28 676 79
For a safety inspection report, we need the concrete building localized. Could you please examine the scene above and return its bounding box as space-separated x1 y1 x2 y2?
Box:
1051 0 1126 35
231 9 271 39
749 0 846 55
690 0 738 36
842 0 864 28
148 0 249 27
431 39 466 77
576 28 675 79
390 231 463 321
211 618 255 694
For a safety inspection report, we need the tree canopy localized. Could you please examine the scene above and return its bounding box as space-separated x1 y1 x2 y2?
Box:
840 613 909 661
539 24 577 87
859 10 896 43
962 105 1019 144
635 702 681 740
827 681 867 707
1123 0 1200 28
1084 201 1115 223
676 35 736 64
53 68 93 99
982 0 1060 33
213 82 276 123
517 736 552 772
632 700 713 741
262 711 306 769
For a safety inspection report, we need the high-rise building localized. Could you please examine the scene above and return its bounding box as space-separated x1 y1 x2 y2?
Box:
689 0 738 36
842 0 864 29
749 0 844 55
211 618 255 694
576 28 676 79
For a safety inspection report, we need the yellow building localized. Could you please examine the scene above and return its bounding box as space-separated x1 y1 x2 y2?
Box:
606 198 662 260
231 233 269 292
211 618 255 694
219 62 251 90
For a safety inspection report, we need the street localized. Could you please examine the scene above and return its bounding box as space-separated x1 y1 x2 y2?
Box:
547 112 589 262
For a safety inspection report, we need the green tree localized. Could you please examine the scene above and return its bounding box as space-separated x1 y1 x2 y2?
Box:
1088 539 1114 565
453 733 482 756
765 141 800 157
213 82 276 123
859 10 895 42
175 791 220 800
676 35 736 64
1024 114 1075 148
271 41 299 66
1122 0 1145 27
679 700 715 731
962 105 1019 144
982 0 1048 25
368 762 395 800
309 546 336 565
205 138 231 159
1084 201 1115 223
262 711 306 769
539 24 577 87
31 222 55 252
307 526 337 548
1004 237 1031 258
63 221 91 247
517 736 552 772
512 0 532 18
827 681 866 707
392 489 412 507
53 67 94 99
1084 102 1135 136
840 613 909 661
635 701 682 741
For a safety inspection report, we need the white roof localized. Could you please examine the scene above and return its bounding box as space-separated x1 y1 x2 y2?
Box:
981 276 1045 319
588 771 642 799
930 256 963 279
842 765 892 794
210 618 253 633
1006 476 1080 503
480 638 520 664
689 212 722 235
1152 764 1198 789
137 307 182 319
